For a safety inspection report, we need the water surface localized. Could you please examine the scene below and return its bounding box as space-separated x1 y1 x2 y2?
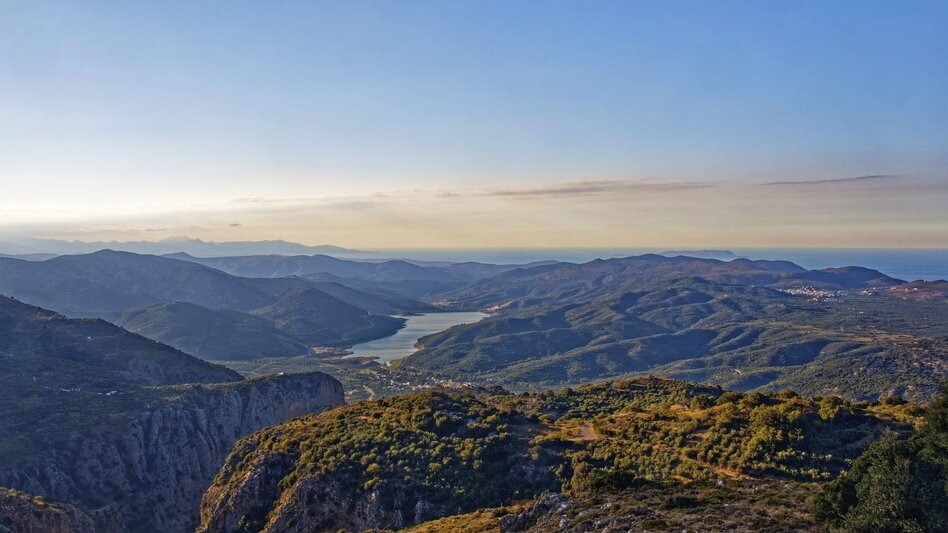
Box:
347 311 487 363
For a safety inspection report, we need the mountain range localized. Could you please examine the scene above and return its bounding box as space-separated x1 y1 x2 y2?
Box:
0 251 426 359
401 254 946 400
0 237 365 258
1 249 942 399
168 252 549 298
0 249 554 359
435 254 901 311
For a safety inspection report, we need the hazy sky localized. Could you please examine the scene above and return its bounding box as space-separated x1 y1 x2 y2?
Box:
1 1 946 247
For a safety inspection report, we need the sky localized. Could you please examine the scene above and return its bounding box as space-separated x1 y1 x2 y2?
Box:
1 0 946 248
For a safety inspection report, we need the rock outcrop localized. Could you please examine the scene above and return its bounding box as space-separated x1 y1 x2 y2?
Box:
498 493 570 532
0 487 97 533
0 373 344 533
199 469 457 533
196 390 561 533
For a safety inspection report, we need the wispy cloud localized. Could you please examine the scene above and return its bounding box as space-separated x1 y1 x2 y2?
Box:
437 179 715 199
222 180 715 211
761 174 900 186
227 196 386 210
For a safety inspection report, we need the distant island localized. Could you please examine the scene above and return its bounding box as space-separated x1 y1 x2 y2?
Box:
659 249 740 260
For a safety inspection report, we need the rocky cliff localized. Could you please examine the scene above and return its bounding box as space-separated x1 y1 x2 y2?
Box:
0 488 97 533
197 391 561 533
0 373 344 533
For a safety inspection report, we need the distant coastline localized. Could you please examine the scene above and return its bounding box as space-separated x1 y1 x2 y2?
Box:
2 240 944 281
360 247 948 281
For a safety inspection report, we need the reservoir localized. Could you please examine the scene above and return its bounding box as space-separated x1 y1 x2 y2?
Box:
346 311 487 363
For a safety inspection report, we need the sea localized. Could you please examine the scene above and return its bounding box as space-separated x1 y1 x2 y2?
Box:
354 248 948 282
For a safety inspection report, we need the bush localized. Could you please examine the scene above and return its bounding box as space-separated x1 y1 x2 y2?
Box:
690 395 713 410
777 389 799 400
716 391 743 405
586 468 639 494
880 395 907 407
819 396 847 421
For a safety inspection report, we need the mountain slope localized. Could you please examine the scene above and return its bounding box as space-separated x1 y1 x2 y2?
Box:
0 487 98 533
0 296 241 389
171 253 468 283
2 374 344 533
251 288 405 346
814 385 948 531
0 251 429 359
0 251 283 316
115 302 308 360
401 276 946 400
439 254 903 311
304 280 435 315
113 287 410 360
0 296 345 532
198 377 914 532
168 253 550 298
303 271 466 299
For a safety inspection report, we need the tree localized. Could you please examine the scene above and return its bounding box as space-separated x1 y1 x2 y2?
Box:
814 385 948 532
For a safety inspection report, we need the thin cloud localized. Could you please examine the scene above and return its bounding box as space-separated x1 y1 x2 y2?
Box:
761 174 900 186
216 181 718 220
228 191 401 210
438 180 715 199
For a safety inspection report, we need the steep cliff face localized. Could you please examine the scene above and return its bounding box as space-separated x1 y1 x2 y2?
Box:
0 488 96 533
0 373 344 533
199 460 480 533
197 391 560 533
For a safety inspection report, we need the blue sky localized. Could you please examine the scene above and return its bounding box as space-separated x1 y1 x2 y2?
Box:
1 1 946 247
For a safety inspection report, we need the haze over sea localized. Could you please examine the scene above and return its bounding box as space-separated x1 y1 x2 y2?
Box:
362 248 948 282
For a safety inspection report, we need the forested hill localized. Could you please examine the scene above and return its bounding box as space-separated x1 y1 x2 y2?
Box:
198 376 922 532
400 256 944 401
0 295 241 389
437 254 902 311
0 251 424 359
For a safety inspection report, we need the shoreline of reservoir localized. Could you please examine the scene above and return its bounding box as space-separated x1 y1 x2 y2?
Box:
345 311 488 364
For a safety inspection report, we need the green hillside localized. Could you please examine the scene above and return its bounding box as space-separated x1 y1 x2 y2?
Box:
198 377 920 532
0 295 240 458
251 287 405 346
115 301 309 360
0 251 426 360
436 255 903 312
403 275 946 400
